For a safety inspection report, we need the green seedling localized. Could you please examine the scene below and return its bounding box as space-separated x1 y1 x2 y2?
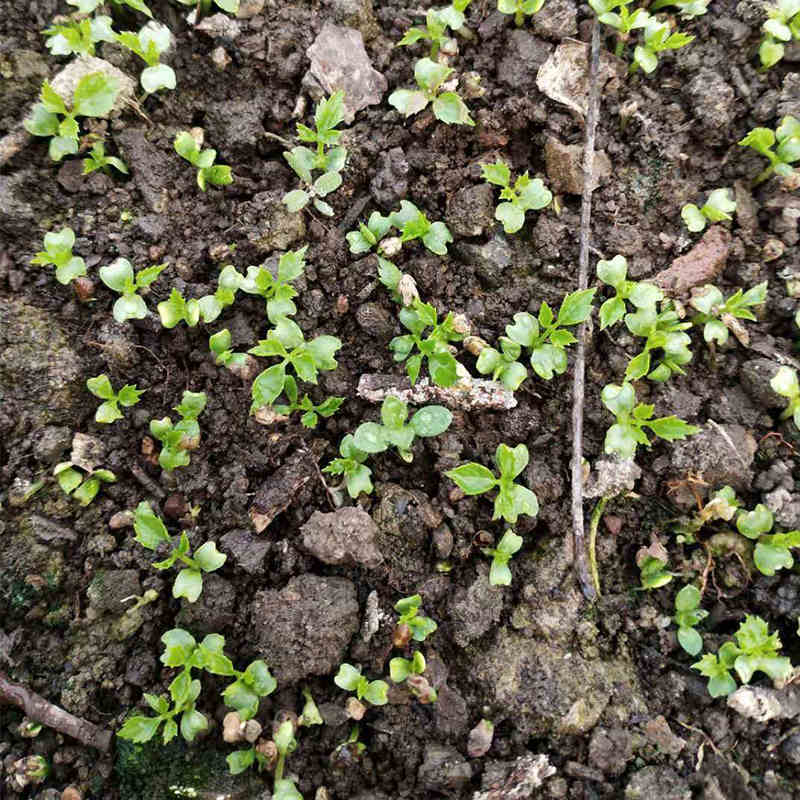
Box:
83 138 128 175
238 247 305 323
282 91 347 217
149 390 207 471
484 529 523 586
98 258 166 322
692 614 793 697
272 721 302 800
157 264 242 328
398 7 462 58
68 0 153 17
674 485 739 544
638 555 673 589
299 687 323 727
445 443 539 524
392 200 454 256
31 226 87 285
681 188 736 233
116 23 175 92
673 584 707 655
759 0 800 69
25 72 119 161
389 57 474 126
649 0 708 17
209 329 249 371
334 664 389 706
273 377 343 429
390 299 465 387
322 435 374 499
44 15 115 57
736 503 800 576
249 318 342 413
601 381 699 459
86 374 144 423
393 595 438 644
352 396 452 462
176 0 240 20
53 461 116 505
590 0 650 57
378 258 419 307
481 160 552 234
133 501 226 602
346 211 393 255
771 365 800 428
688 282 767 346
174 131 233 190
475 289 596 386
739 116 800 185
632 17 694 73
389 650 426 684
498 0 545 27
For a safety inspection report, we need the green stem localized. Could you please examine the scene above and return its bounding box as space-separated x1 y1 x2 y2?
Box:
431 40 440 59
588 496 608 598
274 752 285 784
515 10 524 26
752 164 775 186
615 37 624 58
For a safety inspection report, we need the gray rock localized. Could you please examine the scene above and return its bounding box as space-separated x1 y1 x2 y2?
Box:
116 127 182 213
237 190 306 253
418 745 472 794
251 574 359 683
589 726 634 777
498 31 553 93
301 507 383 568
471 628 646 736
765 487 800 529
532 0 578 39
584 457 641 499
176 573 236 634
778 71 800 119
370 147 409 209
740 358 787 410
457 235 512 287
220 529 270 574
686 70 735 144
434 684 469 737
782 733 800 764
32 426 72 464
19 515 77 546
670 423 756 491
87 570 141 615
446 184 495 238
449 568 503 647
356 302 396 340
545 137 612 195
306 24 387 123
625 766 691 800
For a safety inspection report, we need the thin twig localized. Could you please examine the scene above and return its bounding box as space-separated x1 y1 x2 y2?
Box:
571 19 602 602
0 671 112 752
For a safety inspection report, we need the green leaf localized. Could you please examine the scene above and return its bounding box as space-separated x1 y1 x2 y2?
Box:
675 584 701 613
313 170 342 197
597 255 627 287
428 350 459 387
422 221 453 255
646 416 700 441
161 629 197 667
495 202 525 234
99 257 134 293
72 72 118 117
194 541 227 572
414 57 452 90
134 501 170 549
353 422 388 454
530 343 567 379
445 462 497 495
517 177 552 210
250 364 286 411
173 569 203 602
87 373 114 399
678 627 703 656
180 709 207 742
634 44 658 73
204 165 233 187
283 189 309 213
681 204 706 232
505 312 538 347
432 92 475 126
141 64 176 93
494 484 538 523
73 477 101 505
117 715 161 743
410 405 452 437
388 89 429 118
604 422 640 459
625 351 651 381
334 663 363 692
736 504 774 539
557 288 596 326
227 749 255 775
481 161 510 187
362 680 389 706
24 104 60 137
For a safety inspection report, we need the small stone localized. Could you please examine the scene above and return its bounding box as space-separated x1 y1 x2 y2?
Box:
545 137 612 195
237 0 265 17
239 190 306 253
176 574 235 633
589 726 634 777
370 147 409 209
449 568 503 647
210 46 231 70
740 358 788 410
625 766 691 800
62 787 82 800
643 715 685 756
432 525 454 559
467 719 494 758
301 508 383 568
763 238 786 261
356 302 396 340
653 226 732 296
457 234 512 287
32 426 72 464
446 184 495 237
70 432 105 473
109 511 134 529
532 0 578 39
418 745 472 794
220 529 270 574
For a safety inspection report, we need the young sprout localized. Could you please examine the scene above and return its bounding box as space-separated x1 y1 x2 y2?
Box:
248 318 342 414
238 247 306 324
445 443 539 524
299 687 323 727
346 211 393 255
649 0 708 18
736 503 800 576
334 664 389 707
759 0 800 69
601 382 699 459
116 23 175 93
83 138 128 176
282 91 347 217
53 462 116 505
322 435 374 499
481 160 552 234
391 200 454 256
149 390 207 471
24 72 119 161
498 0 546 27
272 377 343 429
272 720 302 800
44 14 115 57
174 131 233 191
68 0 153 17
176 0 240 20
739 116 800 185
378 258 420 307
99 258 166 322
680 188 736 233
771 365 800 428
31 227 87 285
688 282 767 346
389 299 465 387
673 585 707 655
398 8 460 58
389 58 474 126
352 396 452 463
590 0 650 57
632 18 694 74
484 529 523 586
674 485 739 544
474 289 596 385
86 374 144 423
134 501 226 602
692 615 792 697
638 554 673 589
389 651 438 703
393 594 438 645
157 266 241 328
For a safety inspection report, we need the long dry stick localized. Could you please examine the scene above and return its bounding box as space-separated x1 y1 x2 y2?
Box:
0 671 113 752
571 20 603 602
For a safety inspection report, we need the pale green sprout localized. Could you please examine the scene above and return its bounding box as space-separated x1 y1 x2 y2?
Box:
174 131 233 191
771 365 800 428
398 8 461 58
86 374 144 423
83 139 128 175
389 650 427 683
176 0 240 19
589 0 650 57
116 23 175 93
157 265 242 328
209 329 249 371
680 188 736 233
759 0 800 69
639 555 673 589
273 377 344 429
389 58 474 126
736 503 800 576
149 391 207 471
68 0 153 17
31 227 87 285
739 116 800 184
334 664 389 706
673 585 707 656
53 462 116 506
649 0 708 18
44 15 116 57
322 434 374 499
133 501 226 602
484 529 523 586
688 282 767 346
98 258 166 322
346 202 453 256
481 160 552 234
394 594 438 642
238 247 306 323
601 381 699 459
632 18 694 74
498 0 545 26
24 72 119 161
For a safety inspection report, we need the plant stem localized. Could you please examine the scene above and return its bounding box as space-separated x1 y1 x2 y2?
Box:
615 37 624 58
515 10 523 26
588 496 608 596
753 165 775 186
275 752 285 784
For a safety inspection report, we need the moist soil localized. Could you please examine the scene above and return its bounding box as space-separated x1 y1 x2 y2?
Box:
2 0 800 798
